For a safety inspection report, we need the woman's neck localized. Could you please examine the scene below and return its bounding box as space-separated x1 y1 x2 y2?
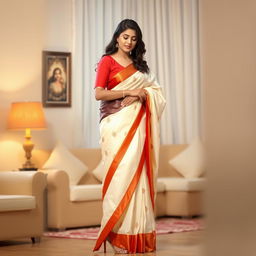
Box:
115 49 131 60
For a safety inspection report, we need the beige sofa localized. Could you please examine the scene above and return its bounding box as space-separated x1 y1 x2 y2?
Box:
0 171 47 242
34 144 205 230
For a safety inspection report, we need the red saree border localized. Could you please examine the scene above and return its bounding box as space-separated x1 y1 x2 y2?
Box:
93 144 146 252
145 94 155 209
108 63 137 90
102 105 145 199
109 230 156 253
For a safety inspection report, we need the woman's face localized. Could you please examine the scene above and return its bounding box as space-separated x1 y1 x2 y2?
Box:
54 69 62 81
116 29 137 54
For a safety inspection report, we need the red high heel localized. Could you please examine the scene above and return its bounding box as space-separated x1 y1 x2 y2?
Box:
104 240 106 253
103 238 114 253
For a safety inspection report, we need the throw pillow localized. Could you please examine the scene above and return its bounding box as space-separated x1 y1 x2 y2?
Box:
92 160 106 182
168 137 206 178
42 142 88 185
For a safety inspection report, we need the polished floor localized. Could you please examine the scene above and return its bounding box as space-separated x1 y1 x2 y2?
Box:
0 230 205 256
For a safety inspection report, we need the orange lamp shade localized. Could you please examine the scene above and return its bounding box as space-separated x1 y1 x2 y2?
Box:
8 102 47 130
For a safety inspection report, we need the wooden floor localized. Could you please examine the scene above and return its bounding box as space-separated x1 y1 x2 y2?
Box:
0 230 205 256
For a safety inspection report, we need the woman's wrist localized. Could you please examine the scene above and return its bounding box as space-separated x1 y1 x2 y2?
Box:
123 90 129 97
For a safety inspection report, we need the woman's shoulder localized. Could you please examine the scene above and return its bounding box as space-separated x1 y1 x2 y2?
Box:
99 55 114 64
97 55 116 71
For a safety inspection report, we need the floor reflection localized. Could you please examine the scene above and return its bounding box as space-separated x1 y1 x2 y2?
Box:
93 252 156 256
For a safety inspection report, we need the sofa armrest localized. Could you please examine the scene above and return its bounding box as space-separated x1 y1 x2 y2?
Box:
40 169 69 192
39 169 71 228
0 171 46 196
39 169 70 201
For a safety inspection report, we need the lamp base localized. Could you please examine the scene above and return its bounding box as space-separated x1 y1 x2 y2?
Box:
19 167 38 171
22 129 37 171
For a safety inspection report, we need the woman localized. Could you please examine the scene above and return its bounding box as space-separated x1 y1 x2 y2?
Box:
48 67 66 101
93 19 166 254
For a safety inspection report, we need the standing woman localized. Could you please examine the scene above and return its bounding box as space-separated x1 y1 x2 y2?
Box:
93 19 166 254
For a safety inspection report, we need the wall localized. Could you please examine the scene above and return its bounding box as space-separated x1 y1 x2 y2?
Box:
200 0 256 255
0 0 74 170
43 0 77 148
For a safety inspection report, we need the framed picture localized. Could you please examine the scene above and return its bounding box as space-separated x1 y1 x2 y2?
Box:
42 51 72 107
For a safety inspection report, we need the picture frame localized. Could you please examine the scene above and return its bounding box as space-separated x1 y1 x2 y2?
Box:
42 51 72 107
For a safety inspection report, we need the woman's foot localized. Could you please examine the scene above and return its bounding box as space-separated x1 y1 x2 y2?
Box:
113 247 128 254
106 237 128 254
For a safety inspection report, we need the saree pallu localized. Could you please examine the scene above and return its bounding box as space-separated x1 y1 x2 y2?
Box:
93 67 166 253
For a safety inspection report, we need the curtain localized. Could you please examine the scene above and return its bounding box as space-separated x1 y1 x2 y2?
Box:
73 0 200 147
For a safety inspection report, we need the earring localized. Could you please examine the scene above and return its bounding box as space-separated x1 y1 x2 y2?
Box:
116 43 118 48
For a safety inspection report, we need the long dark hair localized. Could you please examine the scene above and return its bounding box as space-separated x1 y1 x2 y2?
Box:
48 67 62 84
103 19 149 73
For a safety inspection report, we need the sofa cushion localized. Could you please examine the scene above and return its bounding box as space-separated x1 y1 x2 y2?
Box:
0 195 36 212
168 138 206 178
42 142 88 185
92 160 105 182
70 184 102 202
158 177 206 191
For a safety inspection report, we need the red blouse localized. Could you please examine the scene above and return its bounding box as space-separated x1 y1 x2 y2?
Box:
94 55 126 89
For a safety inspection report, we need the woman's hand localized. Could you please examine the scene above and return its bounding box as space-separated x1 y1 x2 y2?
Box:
121 96 138 107
128 88 147 102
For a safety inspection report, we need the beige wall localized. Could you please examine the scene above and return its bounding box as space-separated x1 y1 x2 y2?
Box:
200 0 256 255
0 0 74 170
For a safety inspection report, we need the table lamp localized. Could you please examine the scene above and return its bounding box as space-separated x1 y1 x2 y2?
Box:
8 102 47 170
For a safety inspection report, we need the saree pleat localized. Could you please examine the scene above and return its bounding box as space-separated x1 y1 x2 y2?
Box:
102 105 145 199
93 67 166 253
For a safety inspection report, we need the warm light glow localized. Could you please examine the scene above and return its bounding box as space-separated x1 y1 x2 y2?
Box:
0 71 35 92
0 140 23 171
8 102 46 130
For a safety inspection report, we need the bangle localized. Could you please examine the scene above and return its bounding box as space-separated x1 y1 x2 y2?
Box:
122 90 125 98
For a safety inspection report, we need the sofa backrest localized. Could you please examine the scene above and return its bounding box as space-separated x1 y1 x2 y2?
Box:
158 144 188 177
32 144 188 183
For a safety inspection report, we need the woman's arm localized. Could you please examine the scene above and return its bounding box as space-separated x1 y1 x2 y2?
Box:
95 87 147 102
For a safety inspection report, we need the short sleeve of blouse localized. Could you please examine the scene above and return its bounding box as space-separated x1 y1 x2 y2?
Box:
94 56 112 88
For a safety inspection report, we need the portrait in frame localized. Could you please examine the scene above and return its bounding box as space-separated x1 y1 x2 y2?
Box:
42 51 72 107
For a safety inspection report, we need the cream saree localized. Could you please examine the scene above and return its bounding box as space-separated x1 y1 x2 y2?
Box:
93 66 166 253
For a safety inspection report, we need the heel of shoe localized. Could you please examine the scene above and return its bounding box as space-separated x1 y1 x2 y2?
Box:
104 240 106 253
